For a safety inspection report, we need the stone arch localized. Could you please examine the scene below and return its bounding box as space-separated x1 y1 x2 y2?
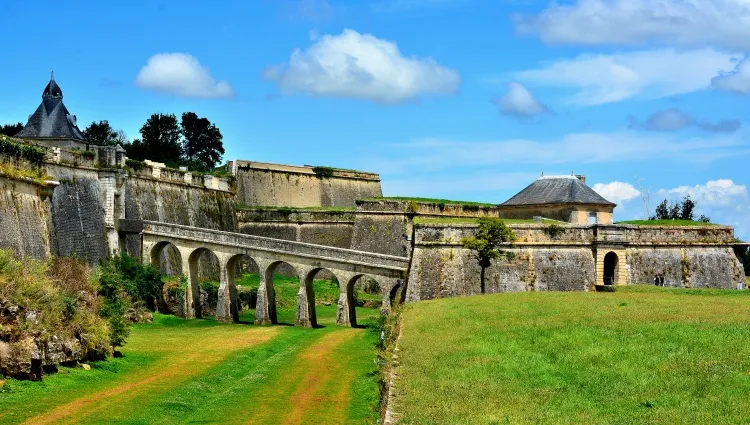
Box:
303 267 344 328
149 241 182 277
388 281 404 307
603 251 619 285
259 260 301 325
188 247 221 319
227 254 261 313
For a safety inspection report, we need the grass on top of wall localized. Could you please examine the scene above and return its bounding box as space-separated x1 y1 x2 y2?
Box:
235 204 356 213
413 216 548 225
362 197 497 208
616 219 720 226
392 285 750 425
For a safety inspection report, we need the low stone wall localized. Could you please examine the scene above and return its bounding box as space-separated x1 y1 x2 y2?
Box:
236 208 356 248
406 223 744 302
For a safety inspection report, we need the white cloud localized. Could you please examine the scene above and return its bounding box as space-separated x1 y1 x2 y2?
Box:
629 108 741 133
592 182 641 205
364 131 749 175
513 49 737 105
615 179 750 239
135 53 234 99
492 82 550 118
712 57 750 94
514 0 750 51
264 29 460 103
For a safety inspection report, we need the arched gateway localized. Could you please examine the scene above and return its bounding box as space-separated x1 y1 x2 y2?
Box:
603 251 619 285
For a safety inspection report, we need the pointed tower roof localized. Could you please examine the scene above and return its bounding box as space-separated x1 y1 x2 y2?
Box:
15 72 86 141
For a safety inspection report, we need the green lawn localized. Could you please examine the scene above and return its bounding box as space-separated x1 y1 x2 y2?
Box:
616 219 718 226
0 279 382 425
393 285 750 425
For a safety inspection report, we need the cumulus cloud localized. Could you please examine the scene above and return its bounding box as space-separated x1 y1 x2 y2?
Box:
612 179 750 239
628 108 741 133
513 49 736 105
263 29 460 103
514 0 750 51
712 57 750 94
135 53 234 99
492 82 550 119
592 182 641 205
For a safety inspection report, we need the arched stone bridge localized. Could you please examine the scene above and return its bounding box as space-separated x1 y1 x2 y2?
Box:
139 221 409 327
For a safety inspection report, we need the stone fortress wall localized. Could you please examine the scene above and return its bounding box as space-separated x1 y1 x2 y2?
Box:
0 140 745 303
229 160 382 208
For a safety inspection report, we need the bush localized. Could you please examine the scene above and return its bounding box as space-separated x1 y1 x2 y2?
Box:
125 158 145 171
110 253 162 310
82 150 96 160
0 135 46 166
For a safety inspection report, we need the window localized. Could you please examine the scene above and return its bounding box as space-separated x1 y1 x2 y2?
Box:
588 212 598 225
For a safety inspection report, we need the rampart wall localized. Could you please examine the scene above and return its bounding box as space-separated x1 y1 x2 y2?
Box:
231 161 382 208
406 223 745 302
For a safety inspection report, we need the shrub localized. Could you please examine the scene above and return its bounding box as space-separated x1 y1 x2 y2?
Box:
545 224 565 239
0 135 46 166
82 150 96 160
125 158 145 171
200 281 220 310
312 166 335 178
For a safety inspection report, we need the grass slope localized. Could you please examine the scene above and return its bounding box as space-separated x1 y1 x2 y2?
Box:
393 285 750 425
616 219 718 226
0 280 382 425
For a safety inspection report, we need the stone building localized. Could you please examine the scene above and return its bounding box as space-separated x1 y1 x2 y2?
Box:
15 72 88 150
498 175 616 225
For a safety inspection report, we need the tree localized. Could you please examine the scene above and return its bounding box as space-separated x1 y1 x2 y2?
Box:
679 195 696 220
462 218 517 294
139 113 182 164
0 122 23 137
699 214 711 223
668 202 681 219
83 120 119 146
181 112 224 170
654 199 669 220
743 247 750 277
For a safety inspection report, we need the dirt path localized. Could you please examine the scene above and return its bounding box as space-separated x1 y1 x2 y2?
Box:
246 329 359 425
24 327 279 425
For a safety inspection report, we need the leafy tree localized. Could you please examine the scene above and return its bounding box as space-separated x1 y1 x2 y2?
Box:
668 202 681 220
0 122 23 137
181 112 224 169
122 138 150 161
83 120 119 146
654 199 669 220
138 113 182 163
462 218 516 294
679 195 696 220
699 214 711 223
743 247 750 277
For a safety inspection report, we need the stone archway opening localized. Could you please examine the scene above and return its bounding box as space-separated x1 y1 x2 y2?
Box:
305 268 342 328
149 241 182 313
150 241 182 277
603 251 619 285
389 282 404 308
188 248 221 319
226 254 261 323
262 261 301 325
343 275 385 327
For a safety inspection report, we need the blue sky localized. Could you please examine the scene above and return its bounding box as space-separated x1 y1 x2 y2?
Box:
1 0 749 238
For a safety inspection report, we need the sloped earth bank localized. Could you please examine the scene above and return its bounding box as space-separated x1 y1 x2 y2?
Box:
0 306 380 425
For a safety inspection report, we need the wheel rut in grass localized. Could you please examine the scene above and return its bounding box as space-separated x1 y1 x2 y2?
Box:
246 329 359 425
23 327 279 425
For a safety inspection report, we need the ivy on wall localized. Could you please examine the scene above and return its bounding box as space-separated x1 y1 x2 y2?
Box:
0 135 46 166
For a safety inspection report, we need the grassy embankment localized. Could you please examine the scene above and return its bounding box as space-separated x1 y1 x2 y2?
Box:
393 285 750 424
0 275 382 425
616 219 719 226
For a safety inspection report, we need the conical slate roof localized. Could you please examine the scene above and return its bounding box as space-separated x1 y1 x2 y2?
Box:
15 73 86 141
500 175 616 207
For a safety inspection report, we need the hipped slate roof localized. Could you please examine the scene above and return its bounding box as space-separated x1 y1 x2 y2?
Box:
15 73 86 141
500 175 616 207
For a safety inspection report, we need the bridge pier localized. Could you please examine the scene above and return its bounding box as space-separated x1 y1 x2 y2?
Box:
216 253 241 323
296 266 318 328
181 249 197 319
254 259 276 325
336 273 357 327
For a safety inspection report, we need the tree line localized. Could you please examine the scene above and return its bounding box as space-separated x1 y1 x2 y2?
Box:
2 112 225 171
650 195 710 223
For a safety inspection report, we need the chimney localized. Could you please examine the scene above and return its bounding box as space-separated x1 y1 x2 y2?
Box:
575 175 586 184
